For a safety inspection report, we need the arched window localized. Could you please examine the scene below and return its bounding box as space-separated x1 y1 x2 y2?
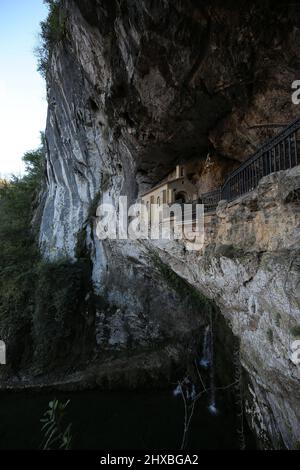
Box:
157 197 160 206
146 201 151 225
175 192 187 204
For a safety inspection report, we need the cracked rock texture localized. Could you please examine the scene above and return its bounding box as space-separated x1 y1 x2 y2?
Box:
39 0 300 448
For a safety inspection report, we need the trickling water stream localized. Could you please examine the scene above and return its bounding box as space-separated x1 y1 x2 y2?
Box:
199 319 218 415
199 325 211 369
208 317 218 416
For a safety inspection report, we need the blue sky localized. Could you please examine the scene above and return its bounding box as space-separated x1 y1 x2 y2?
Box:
0 0 48 177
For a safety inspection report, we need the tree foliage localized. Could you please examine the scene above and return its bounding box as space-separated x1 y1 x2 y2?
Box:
0 137 93 374
36 0 66 77
40 399 72 450
0 139 45 370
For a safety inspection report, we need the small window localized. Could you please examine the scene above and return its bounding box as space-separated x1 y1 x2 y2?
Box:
147 201 151 225
162 190 167 204
157 197 160 206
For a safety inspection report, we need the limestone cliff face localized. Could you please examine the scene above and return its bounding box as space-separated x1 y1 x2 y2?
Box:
39 0 300 448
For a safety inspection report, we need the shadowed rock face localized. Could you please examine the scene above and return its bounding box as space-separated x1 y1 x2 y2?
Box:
38 0 300 448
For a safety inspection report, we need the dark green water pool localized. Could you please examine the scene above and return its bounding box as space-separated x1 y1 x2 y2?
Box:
0 389 256 450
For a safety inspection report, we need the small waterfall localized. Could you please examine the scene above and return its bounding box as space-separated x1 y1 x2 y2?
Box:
199 325 211 368
199 319 218 415
208 316 218 415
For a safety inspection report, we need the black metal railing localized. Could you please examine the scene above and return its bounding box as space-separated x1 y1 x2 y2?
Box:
201 116 300 213
200 189 222 213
